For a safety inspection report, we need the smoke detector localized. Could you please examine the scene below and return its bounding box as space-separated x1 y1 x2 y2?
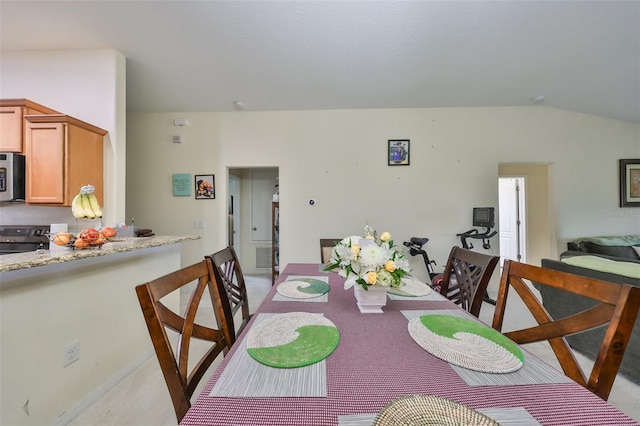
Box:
530 95 547 105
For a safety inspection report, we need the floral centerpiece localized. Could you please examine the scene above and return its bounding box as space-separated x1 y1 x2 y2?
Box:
324 225 411 290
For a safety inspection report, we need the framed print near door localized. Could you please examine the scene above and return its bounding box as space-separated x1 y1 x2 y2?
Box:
388 139 410 166
195 174 215 199
619 159 640 207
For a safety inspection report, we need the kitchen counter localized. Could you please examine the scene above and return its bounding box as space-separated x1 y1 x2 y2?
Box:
0 235 199 273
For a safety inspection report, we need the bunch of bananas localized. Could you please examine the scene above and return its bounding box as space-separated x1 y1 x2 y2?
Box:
71 185 103 219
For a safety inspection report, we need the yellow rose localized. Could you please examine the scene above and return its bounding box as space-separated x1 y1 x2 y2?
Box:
365 235 375 240
352 245 360 258
380 232 391 242
384 260 396 272
366 271 377 284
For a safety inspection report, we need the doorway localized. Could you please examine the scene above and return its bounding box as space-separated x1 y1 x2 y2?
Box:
227 167 279 275
228 174 240 249
498 163 555 267
498 177 526 266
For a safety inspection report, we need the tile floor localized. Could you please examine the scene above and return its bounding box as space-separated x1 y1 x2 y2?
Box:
69 274 639 425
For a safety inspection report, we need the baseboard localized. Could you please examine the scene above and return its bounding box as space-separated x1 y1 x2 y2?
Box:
51 348 157 425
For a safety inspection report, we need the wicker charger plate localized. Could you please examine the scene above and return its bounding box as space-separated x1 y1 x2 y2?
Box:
246 312 339 368
387 277 433 297
408 314 524 373
277 279 330 299
374 395 499 426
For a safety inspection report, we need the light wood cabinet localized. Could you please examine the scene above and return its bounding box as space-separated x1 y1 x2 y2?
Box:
25 114 107 205
0 99 59 152
272 201 280 284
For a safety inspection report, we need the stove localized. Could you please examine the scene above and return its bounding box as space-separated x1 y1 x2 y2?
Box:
0 225 50 255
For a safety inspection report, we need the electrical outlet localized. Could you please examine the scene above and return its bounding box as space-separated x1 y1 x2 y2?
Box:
64 340 79 367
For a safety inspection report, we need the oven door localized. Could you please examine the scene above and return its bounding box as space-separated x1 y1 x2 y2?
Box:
0 242 45 255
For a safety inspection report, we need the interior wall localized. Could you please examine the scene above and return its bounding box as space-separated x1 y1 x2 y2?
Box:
127 107 639 283
1 246 182 426
126 112 224 267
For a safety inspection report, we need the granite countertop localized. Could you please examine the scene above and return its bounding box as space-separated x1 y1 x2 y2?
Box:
0 235 200 273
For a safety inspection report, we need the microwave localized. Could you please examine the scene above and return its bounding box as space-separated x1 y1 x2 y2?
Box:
0 153 26 202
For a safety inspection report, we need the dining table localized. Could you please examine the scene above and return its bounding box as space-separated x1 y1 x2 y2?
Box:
180 263 639 426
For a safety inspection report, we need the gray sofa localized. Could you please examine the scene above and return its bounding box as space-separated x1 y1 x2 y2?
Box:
537 235 640 385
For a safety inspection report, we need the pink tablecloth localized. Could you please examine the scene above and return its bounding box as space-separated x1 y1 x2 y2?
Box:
181 263 638 426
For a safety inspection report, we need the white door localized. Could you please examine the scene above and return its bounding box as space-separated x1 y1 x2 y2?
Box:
250 169 278 242
228 173 241 249
498 177 526 266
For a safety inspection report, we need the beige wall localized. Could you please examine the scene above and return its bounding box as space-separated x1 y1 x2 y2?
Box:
127 107 640 283
0 246 183 425
126 112 223 267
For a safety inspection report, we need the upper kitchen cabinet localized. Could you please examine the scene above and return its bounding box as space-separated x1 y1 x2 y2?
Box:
0 99 60 152
25 114 107 205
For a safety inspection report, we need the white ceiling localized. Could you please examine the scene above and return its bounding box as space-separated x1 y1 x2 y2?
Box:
1 1 639 123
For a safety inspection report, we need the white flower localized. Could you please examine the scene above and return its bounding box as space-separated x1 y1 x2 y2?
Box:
344 275 358 289
393 256 410 272
333 244 355 266
343 235 362 246
359 244 386 268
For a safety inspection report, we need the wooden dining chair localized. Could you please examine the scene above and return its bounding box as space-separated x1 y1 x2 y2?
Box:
438 246 500 317
135 260 233 422
492 260 640 400
205 247 252 345
320 238 340 263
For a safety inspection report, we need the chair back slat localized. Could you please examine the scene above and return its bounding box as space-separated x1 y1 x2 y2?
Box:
439 246 500 317
206 247 252 344
320 238 341 263
493 260 640 400
135 260 232 422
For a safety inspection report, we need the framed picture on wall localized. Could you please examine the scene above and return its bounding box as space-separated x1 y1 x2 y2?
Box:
619 159 640 207
195 174 215 199
388 139 410 166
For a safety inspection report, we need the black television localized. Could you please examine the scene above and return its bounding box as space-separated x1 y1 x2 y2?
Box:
472 207 495 229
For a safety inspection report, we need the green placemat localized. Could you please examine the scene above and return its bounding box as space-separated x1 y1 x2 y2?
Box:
374 395 499 426
387 277 433 297
408 314 524 373
246 312 339 368
277 279 331 299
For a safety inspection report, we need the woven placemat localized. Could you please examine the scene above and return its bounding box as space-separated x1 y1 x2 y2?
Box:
277 279 330 299
387 277 433 297
246 312 339 368
408 314 524 373
374 395 499 426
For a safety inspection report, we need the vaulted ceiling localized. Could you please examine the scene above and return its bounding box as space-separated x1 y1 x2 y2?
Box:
1 1 638 123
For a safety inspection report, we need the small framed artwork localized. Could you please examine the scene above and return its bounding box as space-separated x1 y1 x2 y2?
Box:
619 159 640 207
195 174 215 199
172 173 191 196
388 139 410 166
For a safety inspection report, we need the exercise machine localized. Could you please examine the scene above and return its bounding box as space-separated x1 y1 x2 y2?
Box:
404 207 498 303
402 237 445 291
457 207 497 251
